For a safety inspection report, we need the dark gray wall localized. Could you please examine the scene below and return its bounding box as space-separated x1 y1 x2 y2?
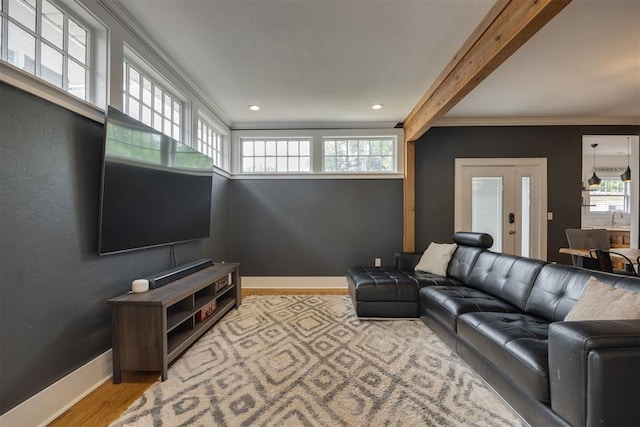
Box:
231 179 403 275
0 83 231 414
414 125 640 263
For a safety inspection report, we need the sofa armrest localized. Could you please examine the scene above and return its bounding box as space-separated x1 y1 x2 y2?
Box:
548 320 640 427
393 252 421 271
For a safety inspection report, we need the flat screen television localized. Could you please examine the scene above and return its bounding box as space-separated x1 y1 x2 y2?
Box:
98 106 213 255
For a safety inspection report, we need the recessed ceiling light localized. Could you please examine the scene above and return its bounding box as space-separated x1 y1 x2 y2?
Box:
249 105 261 111
371 104 383 110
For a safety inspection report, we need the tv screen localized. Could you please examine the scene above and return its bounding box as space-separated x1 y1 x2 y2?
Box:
98 107 213 255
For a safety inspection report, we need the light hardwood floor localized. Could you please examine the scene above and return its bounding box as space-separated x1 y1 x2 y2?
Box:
48 288 348 427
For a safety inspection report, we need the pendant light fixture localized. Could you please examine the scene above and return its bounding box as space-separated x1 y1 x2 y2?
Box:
620 136 631 182
588 143 601 186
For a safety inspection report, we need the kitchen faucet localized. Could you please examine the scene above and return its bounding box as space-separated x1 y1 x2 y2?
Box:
610 210 624 226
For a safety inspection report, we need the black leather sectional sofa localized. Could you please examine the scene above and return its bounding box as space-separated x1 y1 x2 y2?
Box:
346 232 640 427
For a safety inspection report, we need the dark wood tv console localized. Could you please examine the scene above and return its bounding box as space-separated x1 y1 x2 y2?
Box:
108 263 241 383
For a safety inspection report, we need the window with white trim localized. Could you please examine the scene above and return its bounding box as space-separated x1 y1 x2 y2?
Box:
197 117 222 168
1 0 90 100
323 137 395 172
123 59 182 141
587 178 631 214
241 138 311 173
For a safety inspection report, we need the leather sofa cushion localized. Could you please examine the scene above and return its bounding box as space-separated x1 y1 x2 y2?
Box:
347 267 420 301
457 312 551 402
526 264 640 322
419 286 521 332
446 245 485 284
467 252 545 311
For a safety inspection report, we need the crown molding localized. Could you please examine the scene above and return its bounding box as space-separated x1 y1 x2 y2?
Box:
434 116 640 127
231 121 400 131
95 0 231 128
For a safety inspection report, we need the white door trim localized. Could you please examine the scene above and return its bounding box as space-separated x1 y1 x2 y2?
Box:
455 158 548 260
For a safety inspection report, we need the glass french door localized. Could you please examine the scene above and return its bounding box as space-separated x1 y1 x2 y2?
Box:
455 159 546 259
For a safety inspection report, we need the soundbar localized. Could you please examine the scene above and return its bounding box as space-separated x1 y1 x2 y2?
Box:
147 258 212 289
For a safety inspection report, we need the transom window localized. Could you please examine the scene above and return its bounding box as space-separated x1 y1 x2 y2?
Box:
241 138 311 173
1 0 90 99
587 178 630 213
123 59 182 141
323 137 395 172
197 118 222 168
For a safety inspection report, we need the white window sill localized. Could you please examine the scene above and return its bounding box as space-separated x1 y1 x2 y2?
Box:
0 61 104 124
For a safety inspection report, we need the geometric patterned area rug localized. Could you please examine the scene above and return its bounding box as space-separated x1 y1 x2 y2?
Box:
111 295 526 427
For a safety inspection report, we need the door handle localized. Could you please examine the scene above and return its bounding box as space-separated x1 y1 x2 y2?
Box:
508 212 515 224
509 230 516 235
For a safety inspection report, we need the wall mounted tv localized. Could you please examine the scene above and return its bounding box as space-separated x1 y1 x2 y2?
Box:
98 106 213 255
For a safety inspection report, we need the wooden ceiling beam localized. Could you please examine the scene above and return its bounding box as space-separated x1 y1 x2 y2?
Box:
403 0 572 142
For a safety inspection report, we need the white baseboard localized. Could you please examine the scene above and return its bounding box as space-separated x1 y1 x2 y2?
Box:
242 276 348 289
0 278 346 425
0 350 113 427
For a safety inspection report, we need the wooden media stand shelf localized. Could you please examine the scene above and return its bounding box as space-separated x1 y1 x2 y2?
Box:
108 263 241 383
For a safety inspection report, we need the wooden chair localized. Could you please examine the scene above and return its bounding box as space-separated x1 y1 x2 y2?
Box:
589 249 638 276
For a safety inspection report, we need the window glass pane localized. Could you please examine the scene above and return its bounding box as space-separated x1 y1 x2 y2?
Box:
300 140 310 156
288 140 299 156
521 176 531 258
68 18 86 63
164 95 171 118
173 101 180 123
300 157 310 172
358 140 370 155
9 0 36 31
254 140 265 157
40 42 63 87
42 0 63 49
265 140 276 156
277 157 287 172
243 157 254 172
67 59 86 99
153 87 163 112
128 67 140 99
128 97 140 120
471 177 502 252
265 157 276 171
370 140 381 155
8 22 36 73
325 140 335 155
277 140 287 156
243 140 253 156
153 113 162 131
142 78 152 106
141 106 152 126
254 157 265 172
325 157 337 172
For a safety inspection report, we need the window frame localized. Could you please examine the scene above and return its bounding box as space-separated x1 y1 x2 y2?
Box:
322 136 397 174
122 55 185 142
197 114 226 170
231 128 404 178
239 137 313 174
585 175 631 215
1 0 91 101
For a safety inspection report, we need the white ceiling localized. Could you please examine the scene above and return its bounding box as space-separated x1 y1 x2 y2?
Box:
117 0 640 129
